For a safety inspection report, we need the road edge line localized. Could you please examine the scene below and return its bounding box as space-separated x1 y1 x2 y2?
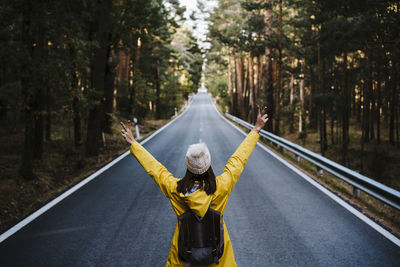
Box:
0 99 192 243
212 102 400 248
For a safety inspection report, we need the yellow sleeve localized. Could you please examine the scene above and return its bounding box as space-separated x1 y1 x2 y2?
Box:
130 142 177 198
219 130 260 195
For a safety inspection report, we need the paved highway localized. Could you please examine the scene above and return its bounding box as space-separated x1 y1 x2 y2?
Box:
1 93 399 266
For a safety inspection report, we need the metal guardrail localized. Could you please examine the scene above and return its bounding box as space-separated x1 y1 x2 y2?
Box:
225 113 400 211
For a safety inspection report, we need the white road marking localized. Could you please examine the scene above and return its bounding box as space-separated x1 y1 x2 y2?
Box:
0 99 193 243
212 99 400 248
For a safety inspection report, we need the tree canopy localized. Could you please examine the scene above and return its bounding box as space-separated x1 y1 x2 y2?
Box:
0 0 203 179
205 0 400 185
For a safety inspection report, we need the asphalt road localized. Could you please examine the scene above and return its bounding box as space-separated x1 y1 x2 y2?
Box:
1 93 399 267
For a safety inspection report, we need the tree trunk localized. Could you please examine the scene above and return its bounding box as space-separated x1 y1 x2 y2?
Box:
258 54 263 98
116 48 129 83
254 55 259 100
376 63 381 144
243 57 249 118
352 80 356 117
228 56 234 114
20 2 36 180
86 0 112 156
369 60 375 140
70 69 82 147
128 58 134 116
364 84 370 142
317 34 327 154
364 54 373 143
73 93 82 147
396 96 399 148
263 1 274 132
233 56 238 116
299 74 304 133
128 37 141 117
32 3 47 159
330 110 335 145
396 60 399 147
155 59 161 119
289 73 295 133
254 55 258 92
45 86 51 141
248 51 256 124
275 0 283 135
235 57 245 119
21 102 36 180
360 98 366 172
33 87 44 159
389 60 397 145
103 45 116 133
342 47 349 165
103 63 115 134
356 84 361 122
396 109 399 148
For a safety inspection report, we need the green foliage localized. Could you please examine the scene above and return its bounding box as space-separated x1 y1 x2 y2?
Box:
205 0 400 183
205 61 228 106
171 26 203 95
0 0 205 177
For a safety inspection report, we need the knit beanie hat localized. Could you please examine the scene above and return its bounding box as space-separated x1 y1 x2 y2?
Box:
185 143 211 175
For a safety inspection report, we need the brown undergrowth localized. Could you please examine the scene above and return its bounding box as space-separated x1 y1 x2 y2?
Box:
0 118 169 234
216 104 400 238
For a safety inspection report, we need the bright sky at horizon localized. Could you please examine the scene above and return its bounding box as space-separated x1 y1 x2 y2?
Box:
178 0 217 50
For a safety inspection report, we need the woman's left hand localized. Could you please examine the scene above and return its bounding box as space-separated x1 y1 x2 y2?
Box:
120 121 136 144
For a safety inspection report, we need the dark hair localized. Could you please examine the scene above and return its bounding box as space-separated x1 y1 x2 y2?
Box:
177 166 216 195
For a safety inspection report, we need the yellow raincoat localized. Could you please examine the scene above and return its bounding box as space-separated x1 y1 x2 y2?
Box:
130 130 260 266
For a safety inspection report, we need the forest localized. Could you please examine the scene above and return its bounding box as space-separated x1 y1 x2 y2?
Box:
205 0 400 189
0 0 399 232
0 0 202 231
0 0 202 179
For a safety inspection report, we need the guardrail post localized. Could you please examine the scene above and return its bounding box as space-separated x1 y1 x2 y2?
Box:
353 187 360 198
102 132 106 146
133 117 140 140
295 155 301 162
316 167 323 177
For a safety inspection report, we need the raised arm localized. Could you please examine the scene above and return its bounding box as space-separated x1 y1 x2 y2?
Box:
219 106 268 195
120 121 176 198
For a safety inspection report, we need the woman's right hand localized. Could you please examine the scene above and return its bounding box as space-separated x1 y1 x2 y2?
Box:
253 106 269 133
120 120 136 144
